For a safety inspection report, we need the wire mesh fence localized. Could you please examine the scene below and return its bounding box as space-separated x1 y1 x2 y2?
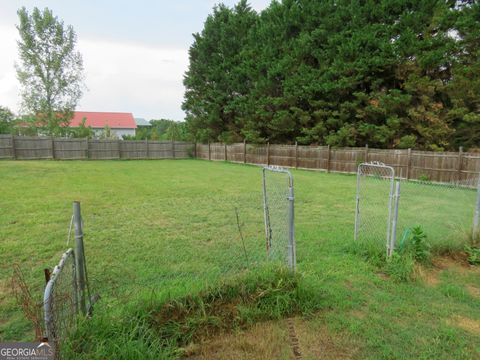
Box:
87 187 275 307
354 162 395 255
396 176 480 252
263 166 296 270
75 167 297 317
44 249 78 358
355 161 480 256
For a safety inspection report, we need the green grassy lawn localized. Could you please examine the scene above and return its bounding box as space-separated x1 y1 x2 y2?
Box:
1 160 480 359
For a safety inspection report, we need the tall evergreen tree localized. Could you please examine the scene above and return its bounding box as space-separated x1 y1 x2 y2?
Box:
183 0 480 150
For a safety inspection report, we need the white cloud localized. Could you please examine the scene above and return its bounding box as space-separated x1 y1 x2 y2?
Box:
78 39 189 120
0 24 189 121
0 25 20 114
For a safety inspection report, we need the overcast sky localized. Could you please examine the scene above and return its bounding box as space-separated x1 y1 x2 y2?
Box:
0 0 270 121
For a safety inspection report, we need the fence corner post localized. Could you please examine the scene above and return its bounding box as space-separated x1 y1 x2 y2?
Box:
389 181 401 257
288 179 296 271
73 201 87 316
473 179 480 241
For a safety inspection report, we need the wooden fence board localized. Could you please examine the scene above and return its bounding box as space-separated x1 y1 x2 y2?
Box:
2 136 479 183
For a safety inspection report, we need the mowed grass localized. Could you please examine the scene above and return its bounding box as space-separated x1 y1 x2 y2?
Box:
1 159 480 359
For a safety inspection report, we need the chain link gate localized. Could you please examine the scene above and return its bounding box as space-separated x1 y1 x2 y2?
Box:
44 248 78 357
355 162 398 256
262 166 296 270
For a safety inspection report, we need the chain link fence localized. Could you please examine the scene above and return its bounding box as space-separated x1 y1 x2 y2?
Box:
44 249 78 358
396 176 480 252
89 169 295 309
355 162 480 256
354 162 396 255
263 166 296 270
71 167 298 323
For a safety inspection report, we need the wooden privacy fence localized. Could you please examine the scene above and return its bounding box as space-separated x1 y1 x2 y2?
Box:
1 135 479 183
196 142 480 183
0 135 193 160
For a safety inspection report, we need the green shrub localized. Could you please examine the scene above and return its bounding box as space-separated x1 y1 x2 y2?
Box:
385 226 431 282
464 245 480 265
398 226 431 263
418 174 430 182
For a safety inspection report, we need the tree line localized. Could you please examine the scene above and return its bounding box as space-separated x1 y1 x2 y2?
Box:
0 108 188 141
183 0 480 150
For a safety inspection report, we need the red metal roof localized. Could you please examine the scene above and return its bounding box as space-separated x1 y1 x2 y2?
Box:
70 111 137 129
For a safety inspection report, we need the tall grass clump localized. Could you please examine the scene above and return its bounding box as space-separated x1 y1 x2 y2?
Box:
61 265 322 359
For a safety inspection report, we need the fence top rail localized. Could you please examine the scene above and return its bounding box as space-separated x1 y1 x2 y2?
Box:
357 162 395 177
44 248 75 314
263 166 294 186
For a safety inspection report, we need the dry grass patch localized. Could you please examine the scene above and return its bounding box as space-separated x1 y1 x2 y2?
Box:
466 285 480 299
415 265 441 287
182 321 292 359
432 253 471 272
293 317 360 360
448 315 480 335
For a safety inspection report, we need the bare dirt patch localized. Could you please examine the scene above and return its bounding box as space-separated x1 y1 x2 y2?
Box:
432 253 472 271
449 315 480 335
419 253 479 287
350 309 366 320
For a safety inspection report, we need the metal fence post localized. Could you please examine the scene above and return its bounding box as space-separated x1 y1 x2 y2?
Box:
354 166 361 241
473 178 480 241
288 179 296 271
73 201 87 315
389 181 401 257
